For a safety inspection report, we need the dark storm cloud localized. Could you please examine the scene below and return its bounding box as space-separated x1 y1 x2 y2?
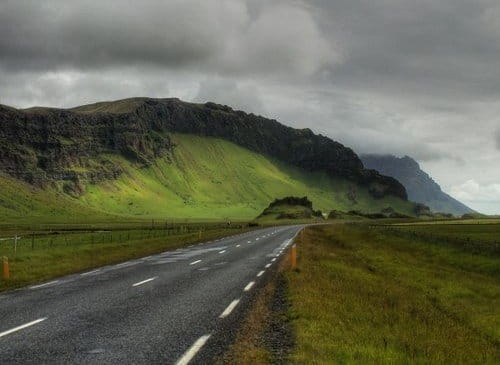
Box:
0 0 335 77
310 0 500 102
0 0 499 212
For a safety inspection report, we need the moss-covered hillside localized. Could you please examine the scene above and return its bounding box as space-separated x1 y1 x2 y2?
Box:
0 134 416 222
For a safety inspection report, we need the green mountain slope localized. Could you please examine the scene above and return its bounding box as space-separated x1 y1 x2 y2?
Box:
1 134 415 221
0 173 112 222
0 97 408 203
0 97 417 222
81 134 414 219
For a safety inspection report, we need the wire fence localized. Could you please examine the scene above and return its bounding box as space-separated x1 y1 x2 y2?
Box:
0 222 249 256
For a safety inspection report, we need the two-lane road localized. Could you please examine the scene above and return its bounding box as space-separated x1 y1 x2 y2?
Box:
0 225 303 364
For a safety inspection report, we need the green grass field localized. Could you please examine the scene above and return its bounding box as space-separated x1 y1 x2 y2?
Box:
378 220 500 257
286 223 500 364
0 223 251 292
0 134 415 223
393 218 500 226
388 222 500 244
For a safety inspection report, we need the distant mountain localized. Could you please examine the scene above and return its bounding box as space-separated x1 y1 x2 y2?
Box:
0 97 415 220
360 154 474 216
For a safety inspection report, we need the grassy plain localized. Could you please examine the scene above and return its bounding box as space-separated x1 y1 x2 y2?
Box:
286 223 500 364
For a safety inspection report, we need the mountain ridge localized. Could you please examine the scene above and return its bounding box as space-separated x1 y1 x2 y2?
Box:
0 97 407 201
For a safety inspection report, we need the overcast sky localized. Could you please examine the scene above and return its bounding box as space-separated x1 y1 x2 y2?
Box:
1 0 499 214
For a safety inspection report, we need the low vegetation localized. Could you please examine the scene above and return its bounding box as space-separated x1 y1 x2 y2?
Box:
285 223 500 363
376 220 500 255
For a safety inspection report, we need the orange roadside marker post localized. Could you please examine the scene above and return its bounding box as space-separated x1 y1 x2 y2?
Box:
2 256 9 280
291 244 297 269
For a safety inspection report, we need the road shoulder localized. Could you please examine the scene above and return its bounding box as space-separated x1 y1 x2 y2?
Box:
218 259 294 364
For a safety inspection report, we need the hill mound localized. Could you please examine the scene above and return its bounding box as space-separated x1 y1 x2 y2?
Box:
257 196 323 220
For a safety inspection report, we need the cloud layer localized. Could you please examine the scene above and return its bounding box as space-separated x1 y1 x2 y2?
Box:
1 0 499 213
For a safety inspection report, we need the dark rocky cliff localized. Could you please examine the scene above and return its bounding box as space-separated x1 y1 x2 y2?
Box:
361 154 474 215
0 97 407 200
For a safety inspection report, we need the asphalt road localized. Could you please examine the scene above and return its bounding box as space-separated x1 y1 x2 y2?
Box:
0 225 303 364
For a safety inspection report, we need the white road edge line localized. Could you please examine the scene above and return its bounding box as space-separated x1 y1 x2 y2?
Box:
80 269 101 276
132 276 158 287
190 260 202 265
0 318 47 338
219 299 240 318
244 281 255 291
257 270 265 277
29 280 60 289
175 334 212 365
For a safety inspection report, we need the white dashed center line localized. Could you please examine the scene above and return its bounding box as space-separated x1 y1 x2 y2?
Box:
176 334 212 365
219 299 240 318
244 281 255 291
257 270 265 277
115 261 137 268
132 276 158 287
219 250 226 254
271 258 276 262
80 269 101 276
236 244 241 247
29 280 60 290
265 263 271 268
190 260 202 265
0 318 47 338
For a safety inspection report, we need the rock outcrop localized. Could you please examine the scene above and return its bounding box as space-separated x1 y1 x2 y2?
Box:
258 196 323 220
